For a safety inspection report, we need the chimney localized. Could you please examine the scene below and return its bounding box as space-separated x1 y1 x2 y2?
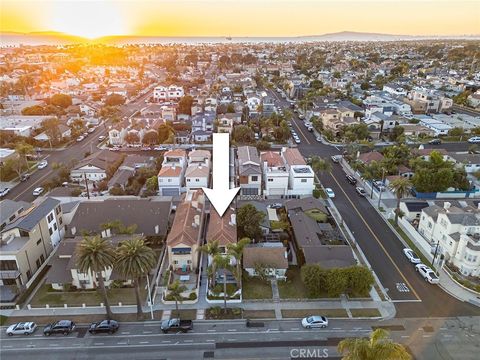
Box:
71 226 77 235
444 202 451 210
194 214 200 226
155 225 159 234
230 214 236 225
106 228 111 237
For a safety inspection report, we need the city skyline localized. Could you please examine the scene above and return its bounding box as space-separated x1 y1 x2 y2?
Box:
1 0 479 39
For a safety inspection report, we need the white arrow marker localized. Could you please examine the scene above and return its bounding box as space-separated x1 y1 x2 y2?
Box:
203 133 240 217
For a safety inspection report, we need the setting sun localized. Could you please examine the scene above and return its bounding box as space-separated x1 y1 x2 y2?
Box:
49 1 128 38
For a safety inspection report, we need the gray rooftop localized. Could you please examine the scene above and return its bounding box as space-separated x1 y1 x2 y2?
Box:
3 198 60 232
0 199 30 225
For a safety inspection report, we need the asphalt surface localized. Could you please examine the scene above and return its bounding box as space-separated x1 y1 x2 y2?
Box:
268 88 480 318
1 318 479 360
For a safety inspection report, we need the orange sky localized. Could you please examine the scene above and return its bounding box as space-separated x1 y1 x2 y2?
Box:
1 0 479 38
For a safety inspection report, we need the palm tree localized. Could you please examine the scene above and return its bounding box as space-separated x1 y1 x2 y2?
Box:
389 177 411 225
227 238 251 289
213 254 233 313
199 240 221 288
76 236 116 319
115 237 156 320
337 328 411 360
167 280 187 317
361 162 381 199
311 156 332 175
15 142 34 170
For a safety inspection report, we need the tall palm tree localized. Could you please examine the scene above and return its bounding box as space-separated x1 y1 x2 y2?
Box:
338 328 411 360
76 236 116 319
167 280 187 317
115 237 156 320
227 238 251 289
311 156 332 175
213 254 233 313
199 240 221 288
389 177 411 225
361 162 381 199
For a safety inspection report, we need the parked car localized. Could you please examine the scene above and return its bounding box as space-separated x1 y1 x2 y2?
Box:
346 175 357 185
6 322 37 336
32 187 44 196
403 248 421 264
87 127 95 133
37 160 48 169
356 187 367 197
428 139 441 145
161 318 193 333
20 173 30 181
110 147 120 152
89 320 119 334
415 264 440 284
372 180 385 191
268 203 283 209
325 188 335 198
301 316 328 329
43 320 76 336
330 155 341 163
98 135 106 142
154 146 168 151
76 136 85 142
316 136 322 142
0 188 10 197
294 138 301 144
468 136 480 144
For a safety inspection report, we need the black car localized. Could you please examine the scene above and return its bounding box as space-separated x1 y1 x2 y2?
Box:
161 318 193 333
428 139 441 145
89 320 119 334
346 175 357 185
43 320 76 336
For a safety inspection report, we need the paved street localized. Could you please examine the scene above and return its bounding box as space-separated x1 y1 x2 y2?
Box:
1 318 479 359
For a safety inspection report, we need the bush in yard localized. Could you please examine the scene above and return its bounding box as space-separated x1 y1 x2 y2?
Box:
301 264 327 297
325 268 348 297
70 188 82 197
189 292 197 300
312 189 322 199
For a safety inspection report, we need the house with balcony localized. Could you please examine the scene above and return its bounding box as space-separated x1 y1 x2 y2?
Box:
217 116 234 134
153 85 184 102
281 148 314 197
158 149 187 196
418 201 480 277
191 112 215 142
185 150 211 190
0 198 64 305
237 146 262 196
261 151 289 197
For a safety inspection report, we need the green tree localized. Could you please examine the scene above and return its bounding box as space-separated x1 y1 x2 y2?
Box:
256 140 271 151
76 236 116 319
311 156 332 174
105 94 125 106
142 130 158 145
388 126 405 143
361 161 382 198
453 90 472 106
178 95 194 115
157 124 174 144
345 266 374 296
199 240 221 287
124 132 140 144
115 237 156 319
227 237 251 288
448 127 464 138
389 177 411 225
15 142 34 169
237 204 265 240
167 279 188 314
338 328 411 360
325 268 348 297
145 176 158 192
232 125 254 143
301 264 327 297
41 117 62 146
50 94 72 108
22 105 45 115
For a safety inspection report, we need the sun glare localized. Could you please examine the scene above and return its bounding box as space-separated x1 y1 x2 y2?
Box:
49 1 127 39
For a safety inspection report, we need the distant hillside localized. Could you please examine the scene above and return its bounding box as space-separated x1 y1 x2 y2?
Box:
1 31 87 46
301 31 480 41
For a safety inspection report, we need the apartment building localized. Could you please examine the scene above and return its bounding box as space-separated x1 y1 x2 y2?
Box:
261 151 289 197
153 85 184 102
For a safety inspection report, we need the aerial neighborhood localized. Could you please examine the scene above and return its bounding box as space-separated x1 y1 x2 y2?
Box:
0 34 479 360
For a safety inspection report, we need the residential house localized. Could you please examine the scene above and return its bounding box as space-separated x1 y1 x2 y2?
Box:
243 243 288 279
0 199 30 232
166 190 204 272
108 126 127 146
237 146 262 196
217 116 234 134
34 124 71 143
417 202 480 277
153 85 184 102
261 151 289 197
262 97 275 116
399 201 429 222
191 112 215 142
185 150 211 190
70 150 123 183
281 148 315 197
450 153 480 174
157 149 187 196
0 198 64 304
357 151 384 165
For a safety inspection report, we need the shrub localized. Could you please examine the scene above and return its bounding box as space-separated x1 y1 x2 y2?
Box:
188 292 197 300
70 188 82 197
312 189 321 199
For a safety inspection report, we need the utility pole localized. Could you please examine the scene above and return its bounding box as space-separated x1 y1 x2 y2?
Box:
146 274 154 320
84 172 90 199
377 167 386 209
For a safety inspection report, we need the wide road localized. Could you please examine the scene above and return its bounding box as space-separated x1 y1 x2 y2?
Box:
1 318 478 360
268 89 480 318
4 87 155 203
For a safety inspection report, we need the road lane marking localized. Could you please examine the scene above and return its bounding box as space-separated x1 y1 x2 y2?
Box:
401 335 409 338
143 331 152 334
329 173 421 301
184 340 193 343
117 342 128 345
94 342 105 345
139 341 149 344
206 339 215 342
12 169 54 201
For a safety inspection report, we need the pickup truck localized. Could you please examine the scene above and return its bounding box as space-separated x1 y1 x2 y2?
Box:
161 318 193 333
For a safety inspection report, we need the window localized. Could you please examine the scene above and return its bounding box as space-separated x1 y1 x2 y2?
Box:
187 178 191 182
168 179 172 182
36 259 41 269
48 227 53 236
251 176 258 182
9 215 16 222
47 213 54 223
36 239 41 246
40 254 45 263
59 217 63 225
196 179 199 182
26 270 32 280
55 206 61 215
268 179 273 182
53 223 57 231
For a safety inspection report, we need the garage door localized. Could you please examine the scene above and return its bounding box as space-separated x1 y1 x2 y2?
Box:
162 188 180 196
269 188 285 196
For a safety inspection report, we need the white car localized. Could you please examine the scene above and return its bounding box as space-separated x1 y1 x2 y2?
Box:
37 160 48 169
98 136 106 142
294 138 301 144
32 187 44 196
415 264 440 284
468 136 480 144
6 322 37 336
76 136 85 142
325 188 335 198
87 127 95 133
154 146 168 151
0 188 10 197
301 316 328 329
331 155 341 163
403 248 421 264
356 187 367 197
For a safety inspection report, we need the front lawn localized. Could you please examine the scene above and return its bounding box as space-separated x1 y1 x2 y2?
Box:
29 284 147 307
282 309 349 318
243 310 276 319
170 309 197 320
278 266 319 299
305 209 328 223
242 274 272 300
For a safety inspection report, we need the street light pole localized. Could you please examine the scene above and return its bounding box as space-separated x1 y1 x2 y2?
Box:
146 274 154 320
377 167 386 208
